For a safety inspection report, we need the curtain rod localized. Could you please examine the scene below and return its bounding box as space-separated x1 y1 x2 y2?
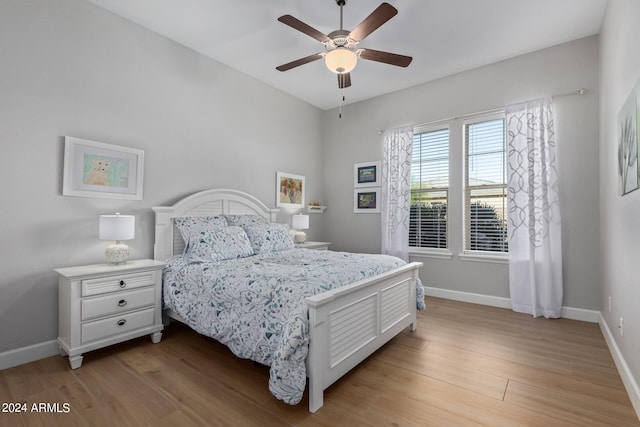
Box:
377 88 588 135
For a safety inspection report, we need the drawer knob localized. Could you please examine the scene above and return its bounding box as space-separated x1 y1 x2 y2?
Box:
117 299 127 307
117 319 127 327
119 280 126 288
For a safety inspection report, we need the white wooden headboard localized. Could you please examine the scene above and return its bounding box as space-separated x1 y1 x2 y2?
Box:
152 188 279 261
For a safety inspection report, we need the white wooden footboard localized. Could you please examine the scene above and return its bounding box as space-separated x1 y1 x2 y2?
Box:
305 261 423 412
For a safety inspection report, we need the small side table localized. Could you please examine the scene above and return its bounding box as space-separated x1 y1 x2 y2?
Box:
55 259 165 369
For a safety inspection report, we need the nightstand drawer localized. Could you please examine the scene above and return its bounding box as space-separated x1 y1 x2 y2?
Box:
82 271 156 296
295 241 331 250
81 287 156 321
81 308 155 345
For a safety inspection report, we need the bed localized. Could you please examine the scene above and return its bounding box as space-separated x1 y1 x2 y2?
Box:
153 188 424 412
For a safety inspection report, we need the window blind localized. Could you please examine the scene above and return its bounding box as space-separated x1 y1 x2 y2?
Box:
464 117 508 252
410 127 449 249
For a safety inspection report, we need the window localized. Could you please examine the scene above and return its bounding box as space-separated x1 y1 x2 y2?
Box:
409 126 449 249
464 116 508 253
408 111 508 257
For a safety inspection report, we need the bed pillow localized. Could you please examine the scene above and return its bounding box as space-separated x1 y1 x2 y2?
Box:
184 226 255 263
174 216 228 242
243 223 295 254
224 214 267 227
175 216 229 257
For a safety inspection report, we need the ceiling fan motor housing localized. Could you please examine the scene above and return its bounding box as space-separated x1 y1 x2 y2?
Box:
326 30 356 49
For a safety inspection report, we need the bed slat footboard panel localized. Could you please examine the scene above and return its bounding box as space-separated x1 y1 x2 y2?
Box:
382 279 412 333
305 261 422 413
329 293 378 368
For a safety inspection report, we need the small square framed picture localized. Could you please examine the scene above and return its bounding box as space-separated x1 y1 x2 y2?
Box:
354 189 380 213
354 161 381 188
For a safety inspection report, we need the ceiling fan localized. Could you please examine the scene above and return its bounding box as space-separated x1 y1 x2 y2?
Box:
276 0 413 90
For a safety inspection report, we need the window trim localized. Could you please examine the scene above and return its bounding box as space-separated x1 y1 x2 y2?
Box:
458 251 508 264
409 248 454 260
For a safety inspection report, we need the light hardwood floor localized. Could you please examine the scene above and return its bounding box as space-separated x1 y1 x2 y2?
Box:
1 297 638 426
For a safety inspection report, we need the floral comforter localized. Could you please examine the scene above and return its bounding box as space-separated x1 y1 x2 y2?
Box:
163 248 425 405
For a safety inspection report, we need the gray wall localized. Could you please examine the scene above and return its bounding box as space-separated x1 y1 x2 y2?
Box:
321 36 601 311
0 0 324 353
599 0 640 401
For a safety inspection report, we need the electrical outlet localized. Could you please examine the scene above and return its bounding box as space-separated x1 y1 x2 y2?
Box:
619 317 624 337
608 296 612 313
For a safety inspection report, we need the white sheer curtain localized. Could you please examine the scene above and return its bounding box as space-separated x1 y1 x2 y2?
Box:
506 97 562 318
381 126 414 262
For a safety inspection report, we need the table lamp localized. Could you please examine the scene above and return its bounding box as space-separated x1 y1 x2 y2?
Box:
291 214 309 243
99 213 135 264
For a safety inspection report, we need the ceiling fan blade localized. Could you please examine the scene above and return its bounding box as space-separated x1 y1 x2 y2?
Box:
338 72 352 89
276 53 323 72
278 15 331 43
359 48 412 67
349 3 398 42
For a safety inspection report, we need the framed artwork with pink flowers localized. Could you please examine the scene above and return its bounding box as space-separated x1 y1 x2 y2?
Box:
276 171 305 209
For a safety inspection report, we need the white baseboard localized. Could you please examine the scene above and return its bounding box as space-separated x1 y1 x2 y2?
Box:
560 305 601 323
599 314 640 420
424 286 600 322
0 340 59 371
425 286 512 309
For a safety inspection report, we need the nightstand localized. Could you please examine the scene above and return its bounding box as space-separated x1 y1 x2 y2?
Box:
55 259 165 369
294 241 331 250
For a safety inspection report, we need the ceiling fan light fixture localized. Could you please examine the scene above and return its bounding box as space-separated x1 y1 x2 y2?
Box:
325 47 357 74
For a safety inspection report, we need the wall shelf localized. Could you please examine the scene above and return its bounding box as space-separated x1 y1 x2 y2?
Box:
307 205 327 213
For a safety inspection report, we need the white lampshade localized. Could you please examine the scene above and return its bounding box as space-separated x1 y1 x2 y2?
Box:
292 214 309 244
99 213 135 265
325 48 357 74
99 213 135 241
292 214 309 230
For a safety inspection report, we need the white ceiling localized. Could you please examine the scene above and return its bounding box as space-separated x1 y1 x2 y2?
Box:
86 0 608 111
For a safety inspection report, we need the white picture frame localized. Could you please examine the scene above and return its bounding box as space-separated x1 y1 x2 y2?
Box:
354 188 380 213
617 81 639 196
276 171 305 209
354 161 381 188
62 136 144 200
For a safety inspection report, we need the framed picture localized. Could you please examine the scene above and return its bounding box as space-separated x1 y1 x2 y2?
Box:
354 189 380 213
62 136 144 200
354 161 381 187
617 80 639 196
276 172 305 208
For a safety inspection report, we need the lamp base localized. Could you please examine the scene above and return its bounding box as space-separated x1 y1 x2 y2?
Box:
105 242 130 265
294 231 307 243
